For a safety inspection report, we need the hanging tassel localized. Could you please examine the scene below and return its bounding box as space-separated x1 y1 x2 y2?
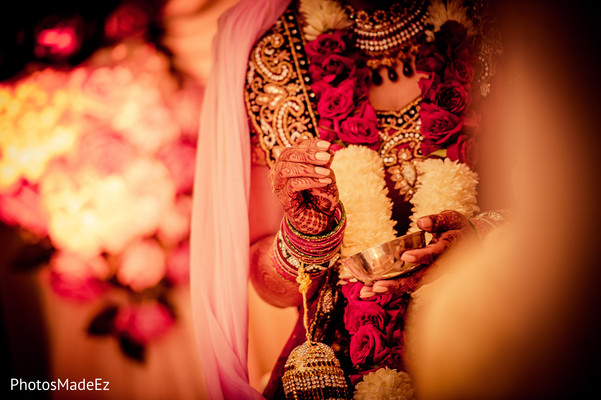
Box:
282 264 349 400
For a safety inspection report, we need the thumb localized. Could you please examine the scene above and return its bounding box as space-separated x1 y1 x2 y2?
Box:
417 210 470 233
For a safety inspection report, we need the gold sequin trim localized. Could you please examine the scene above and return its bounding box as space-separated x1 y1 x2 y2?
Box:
245 8 319 167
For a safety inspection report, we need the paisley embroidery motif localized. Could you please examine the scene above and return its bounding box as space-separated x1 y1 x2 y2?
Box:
245 9 318 167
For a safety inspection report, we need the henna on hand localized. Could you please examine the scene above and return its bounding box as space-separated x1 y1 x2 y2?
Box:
359 267 428 298
269 138 340 235
400 210 474 265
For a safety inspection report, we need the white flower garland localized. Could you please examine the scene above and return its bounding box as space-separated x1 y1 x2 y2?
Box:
300 0 480 396
408 158 480 233
353 367 416 400
331 145 396 259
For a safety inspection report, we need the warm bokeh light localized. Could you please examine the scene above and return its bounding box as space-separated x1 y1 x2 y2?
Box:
37 27 78 57
0 40 203 359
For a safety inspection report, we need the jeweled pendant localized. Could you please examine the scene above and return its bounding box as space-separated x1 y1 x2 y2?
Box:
371 69 383 85
387 67 398 82
402 61 414 77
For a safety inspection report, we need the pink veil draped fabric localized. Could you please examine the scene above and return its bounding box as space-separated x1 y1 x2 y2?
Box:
190 0 291 399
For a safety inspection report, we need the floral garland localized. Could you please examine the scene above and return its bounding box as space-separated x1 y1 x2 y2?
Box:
304 0 480 167
415 18 480 169
300 0 483 395
330 145 396 260
305 29 379 151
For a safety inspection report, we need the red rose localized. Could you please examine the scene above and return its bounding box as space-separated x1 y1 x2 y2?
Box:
344 301 388 334
318 119 338 142
305 31 348 64
418 139 439 157
447 135 479 169
420 103 463 145
380 345 405 369
310 54 356 84
311 79 333 96
445 59 475 85
415 42 446 73
349 324 390 366
339 102 380 149
418 74 441 102
433 80 470 114
317 80 355 119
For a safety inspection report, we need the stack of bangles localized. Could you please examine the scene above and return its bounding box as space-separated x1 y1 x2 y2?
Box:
272 204 346 283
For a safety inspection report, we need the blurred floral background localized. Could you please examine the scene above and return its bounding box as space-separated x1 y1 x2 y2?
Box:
0 0 240 398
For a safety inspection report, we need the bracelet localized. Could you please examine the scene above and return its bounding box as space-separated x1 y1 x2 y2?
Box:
272 233 334 282
282 203 345 262
468 209 513 239
272 203 346 283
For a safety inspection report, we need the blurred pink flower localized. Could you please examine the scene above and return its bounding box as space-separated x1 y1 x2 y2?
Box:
75 128 135 175
114 302 175 344
117 239 166 291
157 140 196 195
0 181 48 237
48 251 110 301
166 240 190 285
80 66 133 118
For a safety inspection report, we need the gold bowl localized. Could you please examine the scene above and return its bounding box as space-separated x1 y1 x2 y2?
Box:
340 231 425 284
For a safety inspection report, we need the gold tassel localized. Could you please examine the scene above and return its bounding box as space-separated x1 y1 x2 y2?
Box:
282 263 349 400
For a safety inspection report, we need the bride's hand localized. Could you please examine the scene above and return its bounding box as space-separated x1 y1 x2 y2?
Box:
401 210 474 265
269 138 339 235
360 210 474 298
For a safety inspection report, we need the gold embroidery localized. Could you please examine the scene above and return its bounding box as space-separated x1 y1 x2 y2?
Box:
245 9 319 167
377 98 424 201
245 8 426 201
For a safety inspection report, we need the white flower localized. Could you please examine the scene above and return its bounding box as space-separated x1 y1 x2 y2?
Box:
354 367 415 400
408 158 479 233
331 145 396 259
427 0 477 37
300 0 352 41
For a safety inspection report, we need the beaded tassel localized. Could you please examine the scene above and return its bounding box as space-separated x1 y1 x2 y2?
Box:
282 264 349 400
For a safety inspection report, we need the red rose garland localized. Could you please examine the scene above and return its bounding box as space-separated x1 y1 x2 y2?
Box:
416 20 480 169
306 29 379 151
305 18 481 379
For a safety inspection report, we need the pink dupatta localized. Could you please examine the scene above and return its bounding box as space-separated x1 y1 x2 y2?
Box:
190 0 291 398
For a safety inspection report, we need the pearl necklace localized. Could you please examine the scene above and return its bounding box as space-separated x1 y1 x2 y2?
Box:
344 2 429 85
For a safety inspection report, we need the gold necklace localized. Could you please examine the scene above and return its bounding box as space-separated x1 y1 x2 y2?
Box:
344 1 429 85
